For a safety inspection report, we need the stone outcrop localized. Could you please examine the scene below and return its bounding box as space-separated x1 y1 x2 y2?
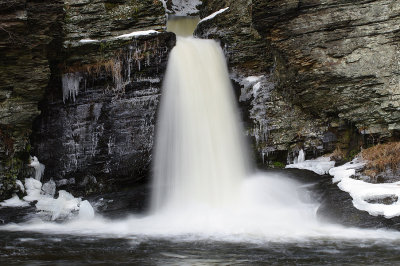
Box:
33 32 175 194
31 0 175 195
0 0 175 199
196 0 400 165
0 0 64 200
164 0 202 16
63 0 166 44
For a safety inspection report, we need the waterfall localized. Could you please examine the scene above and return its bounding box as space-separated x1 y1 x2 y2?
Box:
151 19 249 211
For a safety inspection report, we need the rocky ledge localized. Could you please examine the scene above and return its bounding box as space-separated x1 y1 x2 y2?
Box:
196 0 400 165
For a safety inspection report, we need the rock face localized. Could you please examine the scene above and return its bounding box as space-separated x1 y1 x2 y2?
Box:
63 0 166 43
164 0 202 16
196 0 400 165
31 0 175 195
0 1 64 200
33 32 175 194
0 0 176 199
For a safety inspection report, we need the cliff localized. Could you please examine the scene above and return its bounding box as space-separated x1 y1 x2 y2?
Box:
196 0 400 164
0 0 175 199
0 0 64 200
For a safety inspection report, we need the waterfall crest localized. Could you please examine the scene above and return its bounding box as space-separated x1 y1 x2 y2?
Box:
152 33 249 211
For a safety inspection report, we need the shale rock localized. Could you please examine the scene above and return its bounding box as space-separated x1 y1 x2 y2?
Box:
33 32 176 195
197 0 400 165
0 0 175 199
0 1 64 200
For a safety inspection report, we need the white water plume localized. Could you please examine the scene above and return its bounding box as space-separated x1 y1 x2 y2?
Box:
151 36 250 211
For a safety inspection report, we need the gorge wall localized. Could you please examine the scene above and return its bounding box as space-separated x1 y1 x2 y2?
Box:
0 0 175 199
0 0 64 200
196 0 400 165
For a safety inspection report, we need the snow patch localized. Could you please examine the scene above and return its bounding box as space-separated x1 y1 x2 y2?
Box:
199 7 229 23
79 39 99 43
114 30 159 40
0 194 29 207
286 156 335 175
170 0 202 16
330 159 400 218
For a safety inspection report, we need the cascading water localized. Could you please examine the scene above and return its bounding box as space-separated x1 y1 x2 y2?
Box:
152 20 249 212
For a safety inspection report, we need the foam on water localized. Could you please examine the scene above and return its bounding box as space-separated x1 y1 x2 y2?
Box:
3 172 400 243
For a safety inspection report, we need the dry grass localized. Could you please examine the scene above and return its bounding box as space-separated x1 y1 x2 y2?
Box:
361 142 400 177
329 146 346 161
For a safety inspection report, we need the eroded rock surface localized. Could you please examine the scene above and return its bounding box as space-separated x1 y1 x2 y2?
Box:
196 0 400 165
0 0 175 199
0 1 64 200
33 32 175 194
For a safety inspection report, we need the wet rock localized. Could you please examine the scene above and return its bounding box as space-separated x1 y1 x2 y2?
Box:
316 176 400 229
0 205 36 224
63 0 166 43
0 1 64 200
165 0 202 16
365 195 398 205
252 0 400 136
196 0 400 165
33 32 176 196
88 184 150 218
0 0 174 198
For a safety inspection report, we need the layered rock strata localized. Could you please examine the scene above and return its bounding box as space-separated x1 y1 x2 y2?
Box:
196 0 400 165
0 0 64 200
0 0 175 199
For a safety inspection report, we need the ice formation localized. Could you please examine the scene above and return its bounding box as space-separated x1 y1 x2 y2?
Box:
0 194 29 207
62 72 82 103
29 156 45 181
78 200 95 220
23 178 43 202
0 156 94 221
41 180 56 197
36 190 81 221
286 150 335 175
330 159 400 218
297 149 305 163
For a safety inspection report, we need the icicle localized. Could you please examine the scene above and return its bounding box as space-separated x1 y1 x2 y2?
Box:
62 72 82 103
